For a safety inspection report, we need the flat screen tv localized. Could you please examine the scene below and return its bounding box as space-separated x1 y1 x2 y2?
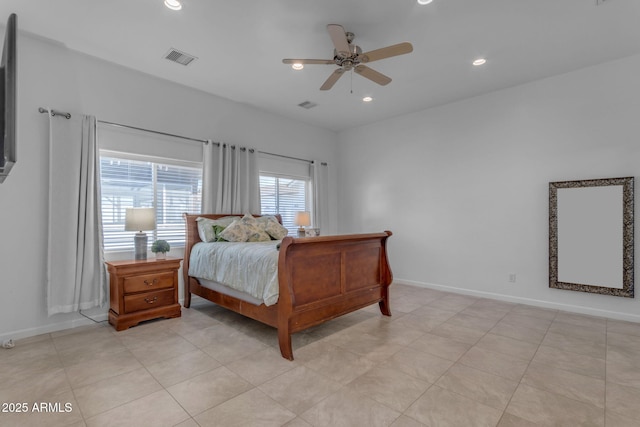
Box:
0 13 16 183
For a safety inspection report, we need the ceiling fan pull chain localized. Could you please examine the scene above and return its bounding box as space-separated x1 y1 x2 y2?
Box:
350 69 353 94
351 39 357 94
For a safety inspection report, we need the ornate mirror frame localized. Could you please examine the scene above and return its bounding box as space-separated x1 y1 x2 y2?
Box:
549 177 634 298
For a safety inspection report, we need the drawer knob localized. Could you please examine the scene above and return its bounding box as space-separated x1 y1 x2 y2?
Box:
144 296 158 304
144 278 159 286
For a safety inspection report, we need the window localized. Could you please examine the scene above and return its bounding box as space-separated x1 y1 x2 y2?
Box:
100 154 202 252
260 174 308 235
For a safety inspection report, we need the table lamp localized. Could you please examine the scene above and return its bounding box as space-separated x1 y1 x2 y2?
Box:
125 207 156 260
295 211 311 237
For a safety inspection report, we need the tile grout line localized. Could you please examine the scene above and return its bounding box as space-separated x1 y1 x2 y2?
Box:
397 298 516 425
496 305 559 425
431 301 518 425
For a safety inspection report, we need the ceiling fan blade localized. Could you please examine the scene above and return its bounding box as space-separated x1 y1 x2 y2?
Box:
327 24 350 56
320 69 345 90
360 42 413 63
282 58 334 65
354 65 392 86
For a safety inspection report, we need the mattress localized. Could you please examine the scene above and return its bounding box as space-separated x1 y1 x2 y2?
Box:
188 240 281 306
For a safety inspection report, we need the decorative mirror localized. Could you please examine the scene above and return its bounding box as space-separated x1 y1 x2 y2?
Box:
549 177 634 297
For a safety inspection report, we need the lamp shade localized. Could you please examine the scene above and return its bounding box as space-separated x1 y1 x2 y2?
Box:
294 211 311 227
125 207 156 232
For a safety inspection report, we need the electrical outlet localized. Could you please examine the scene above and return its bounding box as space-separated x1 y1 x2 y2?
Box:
508 274 516 283
596 0 611 5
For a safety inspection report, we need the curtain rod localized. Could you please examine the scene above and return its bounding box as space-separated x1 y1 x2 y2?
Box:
258 150 314 164
98 120 313 163
39 107 212 144
101 120 315 164
97 119 211 145
38 107 321 165
38 107 71 119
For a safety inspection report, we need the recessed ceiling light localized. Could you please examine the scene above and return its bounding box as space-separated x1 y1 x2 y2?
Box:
164 0 182 11
362 96 373 102
417 0 434 5
291 63 304 71
472 58 487 66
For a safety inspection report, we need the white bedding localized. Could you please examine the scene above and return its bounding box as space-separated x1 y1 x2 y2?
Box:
188 240 281 306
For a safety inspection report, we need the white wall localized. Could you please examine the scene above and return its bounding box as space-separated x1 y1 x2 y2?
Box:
4 31 638 342
0 33 338 341
337 53 640 322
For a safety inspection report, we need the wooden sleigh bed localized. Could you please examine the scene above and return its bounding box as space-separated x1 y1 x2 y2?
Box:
183 213 393 360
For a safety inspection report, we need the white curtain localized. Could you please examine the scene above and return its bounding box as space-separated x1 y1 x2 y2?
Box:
311 161 329 233
202 141 261 214
47 111 105 316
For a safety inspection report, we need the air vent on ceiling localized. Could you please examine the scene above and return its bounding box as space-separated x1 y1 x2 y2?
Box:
164 48 197 66
298 101 317 109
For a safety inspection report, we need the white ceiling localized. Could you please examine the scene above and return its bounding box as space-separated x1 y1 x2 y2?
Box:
2 0 639 131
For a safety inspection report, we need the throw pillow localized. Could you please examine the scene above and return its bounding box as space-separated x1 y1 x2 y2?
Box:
256 215 289 240
196 216 240 242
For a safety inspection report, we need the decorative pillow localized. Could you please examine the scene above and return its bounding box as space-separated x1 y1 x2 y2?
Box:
196 216 240 242
212 225 227 242
247 228 272 242
218 219 250 242
218 214 271 242
256 215 289 240
244 214 272 242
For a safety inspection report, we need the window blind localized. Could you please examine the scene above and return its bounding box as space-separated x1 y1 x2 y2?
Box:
260 174 308 235
100 155 202 251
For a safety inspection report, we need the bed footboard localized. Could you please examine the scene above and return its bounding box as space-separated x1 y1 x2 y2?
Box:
276 232 393 359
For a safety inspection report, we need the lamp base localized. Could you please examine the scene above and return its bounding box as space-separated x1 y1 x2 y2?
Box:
134 232 148 260
297 227 306 237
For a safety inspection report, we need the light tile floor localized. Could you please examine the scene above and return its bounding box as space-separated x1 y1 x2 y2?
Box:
2 283 640 426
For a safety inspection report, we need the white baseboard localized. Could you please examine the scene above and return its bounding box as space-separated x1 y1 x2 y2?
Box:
0 297 197 343
396 278 640 323
0 314 106 343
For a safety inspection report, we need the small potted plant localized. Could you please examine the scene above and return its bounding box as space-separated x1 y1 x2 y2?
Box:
151 239 170 259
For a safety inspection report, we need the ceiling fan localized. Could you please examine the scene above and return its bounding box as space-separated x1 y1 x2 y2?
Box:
282 24 413 91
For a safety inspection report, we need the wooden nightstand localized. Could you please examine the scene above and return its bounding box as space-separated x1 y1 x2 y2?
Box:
106 257 182 331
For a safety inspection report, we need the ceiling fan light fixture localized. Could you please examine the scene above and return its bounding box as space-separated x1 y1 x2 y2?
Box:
417 0 434 5
164 0 182 11
291 63 304 70
362 96 373 102
473 58 487 66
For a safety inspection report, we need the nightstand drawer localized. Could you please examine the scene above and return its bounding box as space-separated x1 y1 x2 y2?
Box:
124 288 174 313
124 272 174 293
